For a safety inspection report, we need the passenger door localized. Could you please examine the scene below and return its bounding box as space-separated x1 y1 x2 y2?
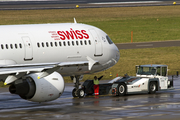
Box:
89 29 102 56
22 36 33 61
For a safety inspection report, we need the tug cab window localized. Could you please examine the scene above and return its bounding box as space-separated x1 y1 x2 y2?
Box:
106 35 113 44
157 67 161 76
137 67 156 75
162 67 167 76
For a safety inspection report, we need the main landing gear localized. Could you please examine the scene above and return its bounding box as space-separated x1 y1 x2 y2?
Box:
71 75 85 98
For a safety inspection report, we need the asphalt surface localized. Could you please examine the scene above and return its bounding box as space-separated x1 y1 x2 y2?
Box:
0 76 180 120
116 40 180 49
0 0 179 10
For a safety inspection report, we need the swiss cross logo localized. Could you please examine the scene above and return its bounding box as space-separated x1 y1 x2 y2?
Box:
48 94 54 97
49 28 89 40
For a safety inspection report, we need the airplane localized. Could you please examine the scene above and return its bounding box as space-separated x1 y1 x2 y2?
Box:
0 19 120 102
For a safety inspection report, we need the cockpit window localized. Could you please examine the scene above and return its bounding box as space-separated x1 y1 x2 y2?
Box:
106 35 113 44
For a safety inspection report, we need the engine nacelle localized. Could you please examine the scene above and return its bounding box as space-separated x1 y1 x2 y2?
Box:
9 72 65 102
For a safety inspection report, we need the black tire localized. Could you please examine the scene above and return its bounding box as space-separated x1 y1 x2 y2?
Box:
72 88 78 97
77 89 85 98
149 82 157 94
87 92 93 96
118 83 127 96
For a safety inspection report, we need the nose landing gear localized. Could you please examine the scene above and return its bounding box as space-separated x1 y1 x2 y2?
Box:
71 75 85 98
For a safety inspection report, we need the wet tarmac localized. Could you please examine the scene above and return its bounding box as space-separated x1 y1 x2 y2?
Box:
1 76 180 120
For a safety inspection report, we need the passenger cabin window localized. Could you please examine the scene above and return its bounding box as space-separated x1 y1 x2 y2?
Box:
10 44 13 49
15 44 18 49
59 42 62 46
19 44 22 48
37 43 40 48
42 42 44 47
84 40 87 45
50 42 53 47
68 41 70 46
33 40 93 49
46 42 49 47
6 44 8 49
1 44 4 49
106 35 113 44
80 41 83 45
72 41 74 46
55 42 57 47
88 40 91 45
0 43 24 49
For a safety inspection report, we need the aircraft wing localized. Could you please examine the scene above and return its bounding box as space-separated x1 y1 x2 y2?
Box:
0 64 54 75
1 56 98 85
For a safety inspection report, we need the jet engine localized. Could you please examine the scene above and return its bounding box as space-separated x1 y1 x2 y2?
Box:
9 72 65 102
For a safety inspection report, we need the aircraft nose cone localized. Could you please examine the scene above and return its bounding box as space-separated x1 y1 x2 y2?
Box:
114 45 120 63
116 49 120 62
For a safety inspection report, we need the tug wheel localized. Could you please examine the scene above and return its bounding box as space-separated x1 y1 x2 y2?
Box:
149 82 157 94
118 83 127 96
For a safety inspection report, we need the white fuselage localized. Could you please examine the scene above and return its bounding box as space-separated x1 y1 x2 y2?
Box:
0 23 120 76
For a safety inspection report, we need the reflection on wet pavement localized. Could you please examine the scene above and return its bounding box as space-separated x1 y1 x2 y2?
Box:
0 76 180 120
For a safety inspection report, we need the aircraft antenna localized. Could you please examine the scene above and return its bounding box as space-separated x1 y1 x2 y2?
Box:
74 18 77 24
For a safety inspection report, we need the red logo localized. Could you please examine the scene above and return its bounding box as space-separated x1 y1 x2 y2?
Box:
49 28 89 40
48 94 54 97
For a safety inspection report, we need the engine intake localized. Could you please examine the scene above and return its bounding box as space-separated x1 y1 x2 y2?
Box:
9 72 65 102
9 77 36 99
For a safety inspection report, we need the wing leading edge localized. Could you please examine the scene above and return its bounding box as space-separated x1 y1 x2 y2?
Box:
1 56 98 85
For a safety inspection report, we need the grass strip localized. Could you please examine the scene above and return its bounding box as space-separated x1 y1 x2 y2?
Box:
0 6 180 43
